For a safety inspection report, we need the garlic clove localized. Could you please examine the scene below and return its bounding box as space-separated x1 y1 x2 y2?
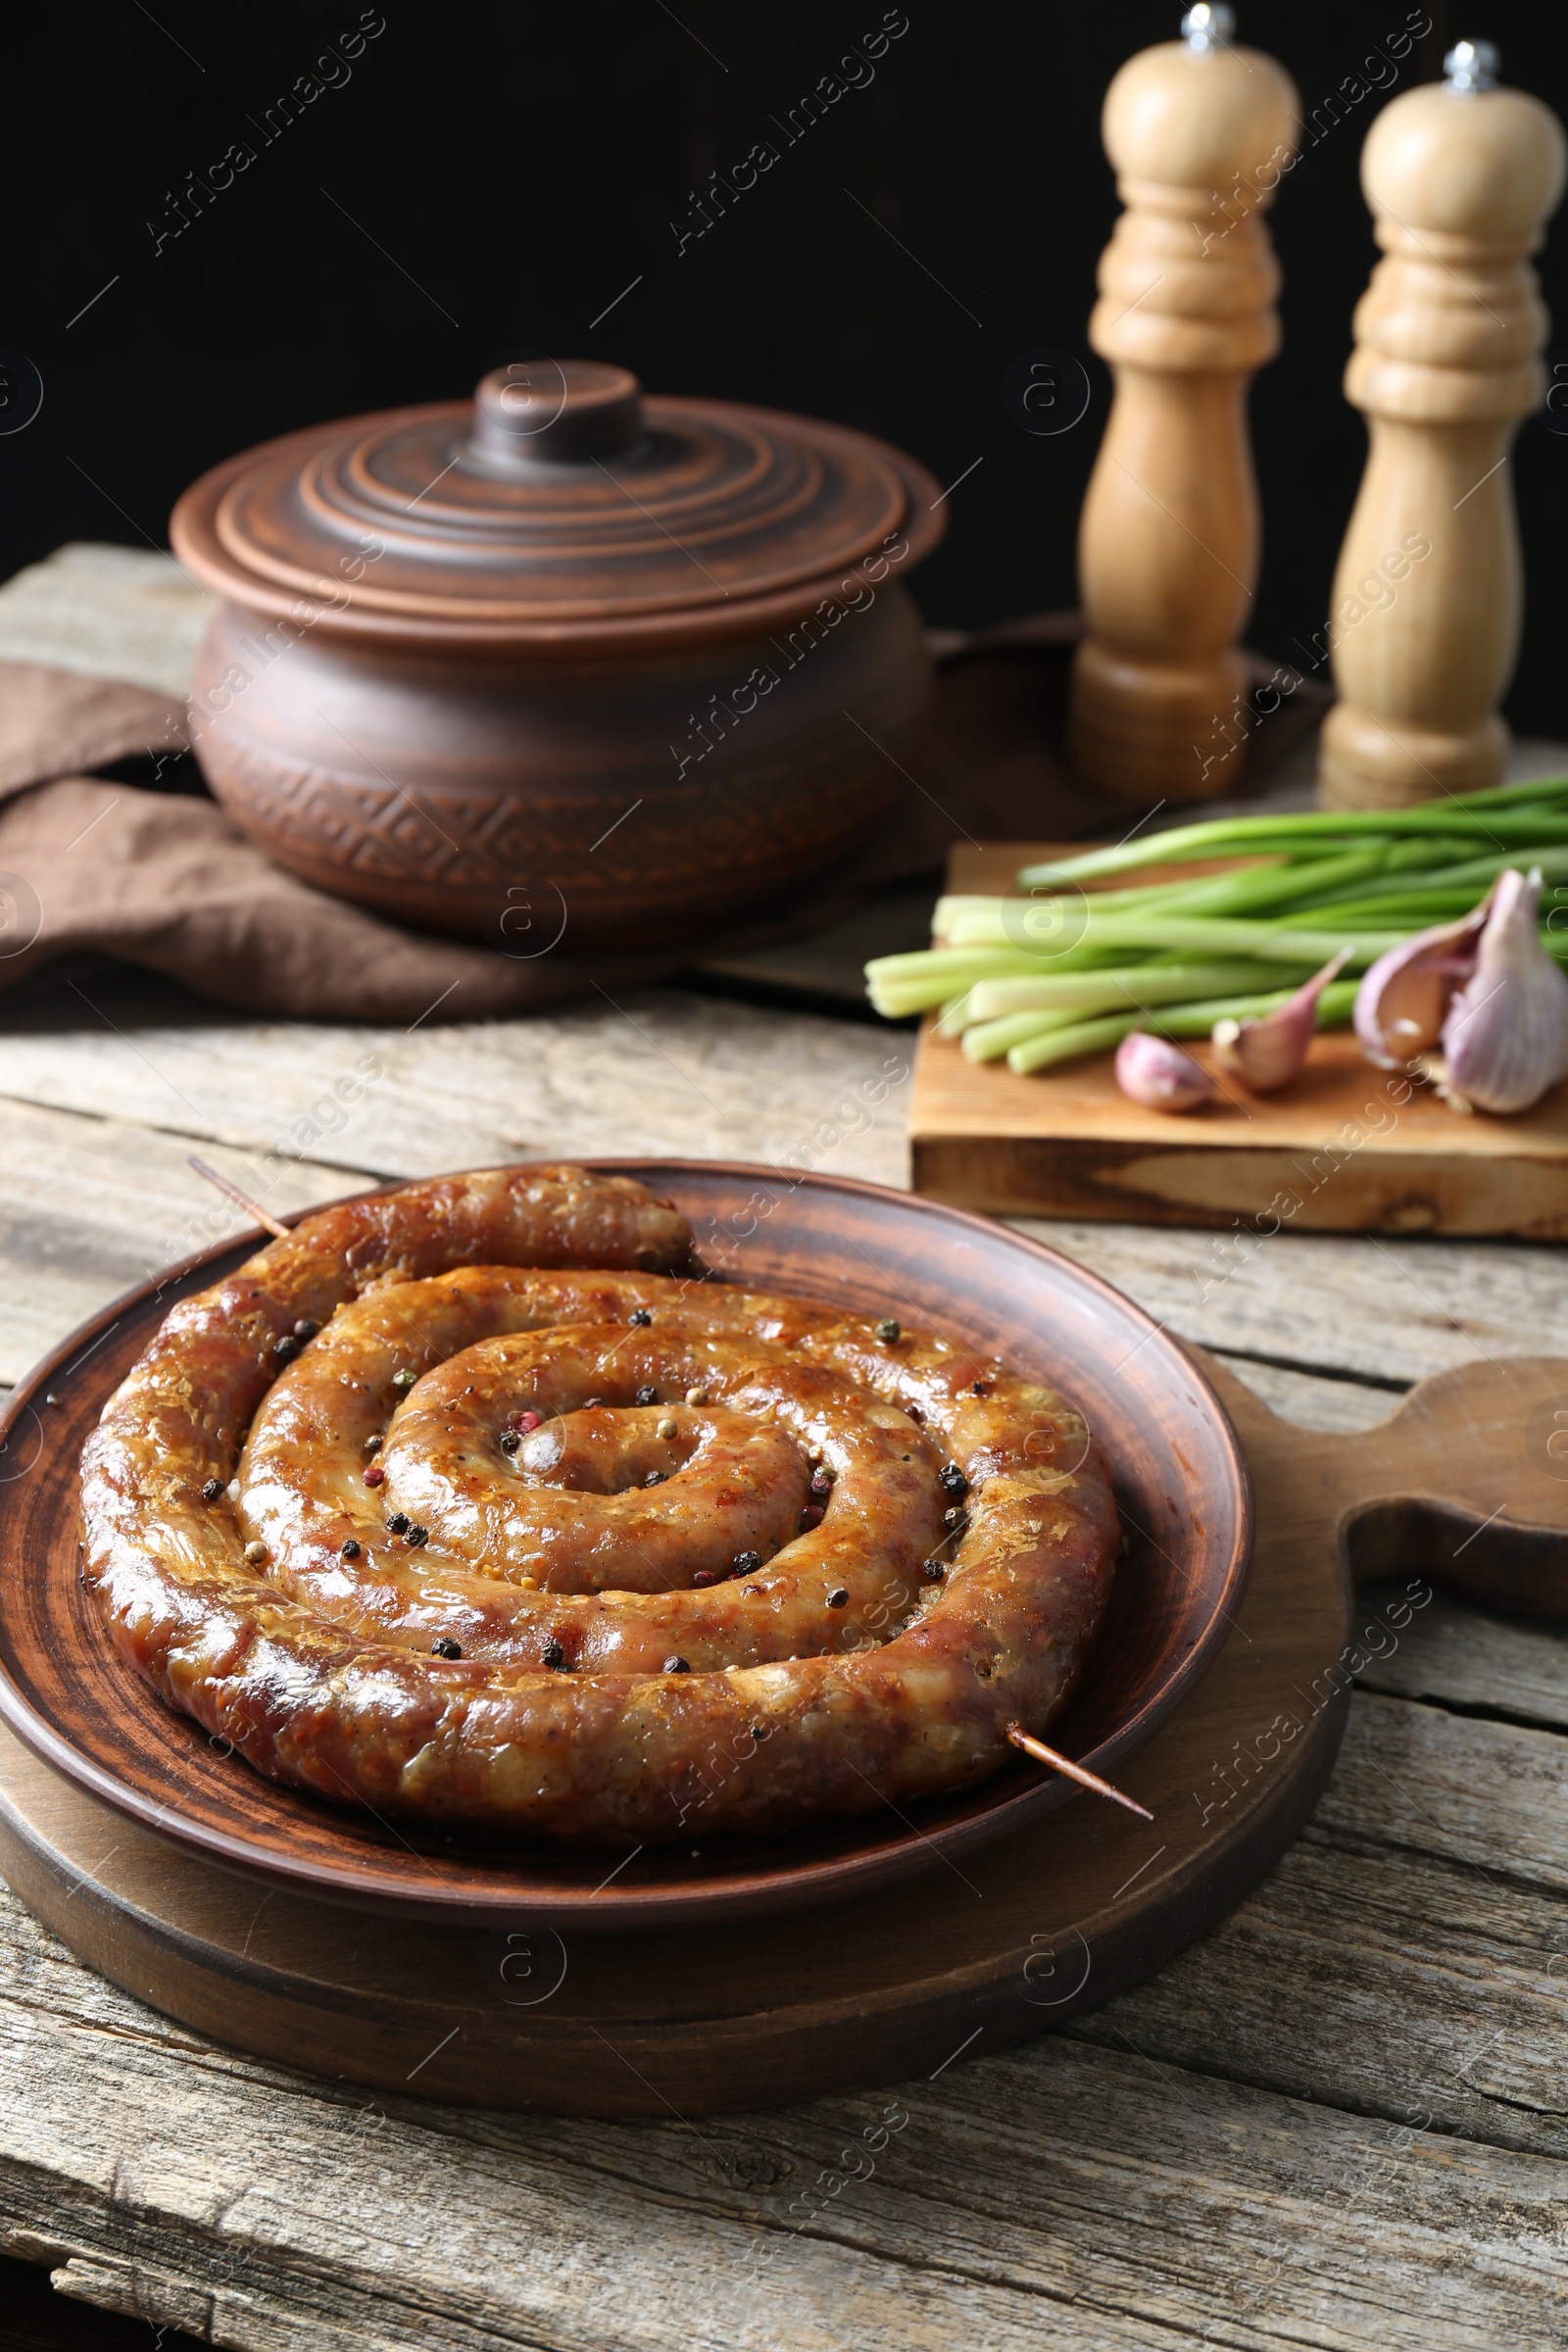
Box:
1434 866 1568 1114
1114 1030 1214 1112
1210 951 1350 1093
1353 905 1489 1069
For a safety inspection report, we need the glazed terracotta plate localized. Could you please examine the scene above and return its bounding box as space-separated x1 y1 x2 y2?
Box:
0 1163 1251 1929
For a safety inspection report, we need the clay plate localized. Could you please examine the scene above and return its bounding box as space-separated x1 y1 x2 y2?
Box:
0 1163 1251 1928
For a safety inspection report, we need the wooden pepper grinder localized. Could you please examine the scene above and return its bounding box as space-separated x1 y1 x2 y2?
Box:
1069 5 1298 803
1318 42 1566 811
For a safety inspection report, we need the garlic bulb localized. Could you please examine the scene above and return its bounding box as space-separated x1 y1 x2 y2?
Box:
1439 868 1568 1112
1355 867 1568 1114
1114 1031 1214 1112
1211 951 1349 1092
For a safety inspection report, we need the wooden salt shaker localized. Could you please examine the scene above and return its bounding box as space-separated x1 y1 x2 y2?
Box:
1069 5 1298 803
1317 41 1566 811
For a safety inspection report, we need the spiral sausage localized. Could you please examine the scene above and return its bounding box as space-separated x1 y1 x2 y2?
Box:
80 1165 1119 1845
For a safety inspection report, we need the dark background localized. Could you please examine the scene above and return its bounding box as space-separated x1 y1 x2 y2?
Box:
7 0 1568 728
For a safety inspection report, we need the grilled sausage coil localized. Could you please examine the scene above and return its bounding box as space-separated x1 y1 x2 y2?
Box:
80 1166 1119 1845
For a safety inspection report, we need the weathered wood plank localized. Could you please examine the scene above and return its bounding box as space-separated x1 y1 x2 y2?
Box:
0 542 215 698
1014 1210 1568 1389
0 1098 372 1385
0 993 914 1190
1082 1831 1568 2155
3 1655 1567 2348
0 1025 913 1380
0 1013 1564 1396
2 1875 1564 2352
1 2250 193 2352
1353 1577 1568 1732
1074 1693 1568 2161
0 1058 1474 1427
1206 1354 1401 1432
1314 1689 1568 1893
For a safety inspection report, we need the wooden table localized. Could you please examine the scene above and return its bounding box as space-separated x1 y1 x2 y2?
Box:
0 550 1565 2349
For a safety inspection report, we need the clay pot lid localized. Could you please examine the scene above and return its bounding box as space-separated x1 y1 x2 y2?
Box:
171 360 945 650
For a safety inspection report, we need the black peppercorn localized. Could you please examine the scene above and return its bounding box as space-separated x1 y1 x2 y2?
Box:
645 1469 665 1486
635 1384 659 1406
499 1429 521 1454
271 1334 299 1362
663 1654 691 1674
628 1307 653 1327
341 1538 361 1559
733 1548 761 1575
407 1524 428 1547
542 1639 566 1670
431 1637 463 1660
386 1511 410 1536
826 1588 849 1609
943 1505 966 1532
293 1318 318 1341
200 1477 223 1502
939 1463 969 1497
874 1318 901 1343
921 1558 946 1583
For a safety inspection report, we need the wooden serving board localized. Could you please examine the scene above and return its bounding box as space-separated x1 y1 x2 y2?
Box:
910 843 1568 1233
5 1348 1567 2118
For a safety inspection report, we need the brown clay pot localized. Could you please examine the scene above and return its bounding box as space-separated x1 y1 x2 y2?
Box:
170 362 945 950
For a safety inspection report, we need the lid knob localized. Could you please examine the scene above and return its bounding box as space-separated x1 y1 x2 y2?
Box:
469 360 644 469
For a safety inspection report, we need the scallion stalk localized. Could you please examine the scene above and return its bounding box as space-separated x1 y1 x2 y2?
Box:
962 959 1292 1023
871 774 1568 1084
1004 977 1361 1075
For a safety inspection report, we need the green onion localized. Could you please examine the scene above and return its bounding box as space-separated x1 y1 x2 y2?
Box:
1004 978 1362 1075
870 772 1568 1084
1017 777 1568 891
962 959 1293 1023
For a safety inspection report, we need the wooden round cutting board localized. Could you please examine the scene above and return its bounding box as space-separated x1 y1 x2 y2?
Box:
7 1346 1563 2117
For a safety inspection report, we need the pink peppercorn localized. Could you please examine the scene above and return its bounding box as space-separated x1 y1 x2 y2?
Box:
364 1464 385 1487
510 1409 542 1432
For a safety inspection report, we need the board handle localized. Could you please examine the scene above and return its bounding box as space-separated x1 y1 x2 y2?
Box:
1199 1349 1568 1619
1337 1355 1568 1617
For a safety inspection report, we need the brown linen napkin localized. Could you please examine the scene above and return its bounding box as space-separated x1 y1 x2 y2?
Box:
0 630 1328 1021
0 662 191 797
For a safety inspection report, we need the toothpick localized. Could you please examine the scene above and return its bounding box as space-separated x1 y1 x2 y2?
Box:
188 1155 292 1242
1007 1723 1153 1821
